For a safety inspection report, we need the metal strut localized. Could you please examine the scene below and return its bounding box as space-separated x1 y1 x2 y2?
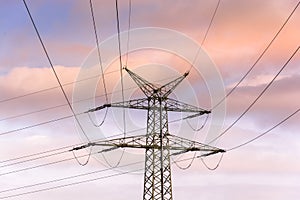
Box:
74 68 225 200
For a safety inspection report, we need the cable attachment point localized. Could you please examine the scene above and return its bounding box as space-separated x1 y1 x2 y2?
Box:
85 104 111 113
70 142 95 151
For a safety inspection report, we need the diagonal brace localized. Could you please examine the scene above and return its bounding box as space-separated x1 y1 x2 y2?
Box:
159 71 189 98
124 67 157 97
165 98 210 114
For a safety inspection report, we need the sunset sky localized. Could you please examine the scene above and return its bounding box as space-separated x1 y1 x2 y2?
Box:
0 0 299 200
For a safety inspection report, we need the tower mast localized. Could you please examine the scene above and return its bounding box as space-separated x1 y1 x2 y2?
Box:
73 68 225 200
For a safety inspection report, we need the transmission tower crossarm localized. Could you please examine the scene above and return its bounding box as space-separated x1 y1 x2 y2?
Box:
85 104 111 113
109 98 150 110
165 98 210 114
86 98 149 113
70 134 225 155
70 135 150 152
70 135 146 151
168 134 225 155
184 112 207 120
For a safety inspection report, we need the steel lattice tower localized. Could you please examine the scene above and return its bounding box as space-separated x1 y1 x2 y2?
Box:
73 68 225 200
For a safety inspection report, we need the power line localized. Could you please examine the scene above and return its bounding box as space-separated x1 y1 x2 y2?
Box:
185 0 221 133
10 1 297 133
9 0 296 113
125 0 132 66
172 152 197 170
0 69 119 105
0 168 143 199
170 0 222 171
0 113 83 136
0 131 124 168
0 83 135 123
0 149 69 169
201 0 221 46
189 0 221 71
22 0 90 141
6 2 300 135
0 142 129 177
227 108 300 151
88 0 109 127
186 113 210 132
0 114 200 172
115 0 126 135
5 1 297 197
0 103 66 122
209 46 300 144
0 74 178 123
0 143 74 165
0 153 85 177
0 155 222 199
0 0 213 109
0 132 129 171
211 1 300 110
0 101 300 176
0 75 179 137
200 153 224 170
0 161 142 195
114 0 127 167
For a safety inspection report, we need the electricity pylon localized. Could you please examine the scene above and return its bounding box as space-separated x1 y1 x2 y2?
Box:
72 67 225 200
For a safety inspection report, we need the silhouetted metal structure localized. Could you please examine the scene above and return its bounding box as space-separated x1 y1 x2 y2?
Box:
73 68 225 200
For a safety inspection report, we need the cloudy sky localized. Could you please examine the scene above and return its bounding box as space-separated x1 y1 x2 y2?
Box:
0 0 299 200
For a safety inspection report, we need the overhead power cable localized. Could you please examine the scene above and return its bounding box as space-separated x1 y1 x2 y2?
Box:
0 149 69 169
0 134 131 172
185 0 221 133
22 0 90 142
115 0 126 135
0 114 202 172
211 1 300 110
0 155 223 199
188 0 221 72
0 113 84 137
172 153 197 170
0 103 66 122
0 75 179 137
0 131 125 168
186 114 209 132
227 108 300 151
10 0 297 138
209 46 300 144
0 161 143 195
200 0 221 46
0 153 88 177
125 0 132 66
114 0 127 167
0 144 74 165
200 153 224 170
0 101 300 176
181 0 222 169
0 69 119 105
150 104 298 171
0 168 143 199
0 76 177 129
88 0 109 127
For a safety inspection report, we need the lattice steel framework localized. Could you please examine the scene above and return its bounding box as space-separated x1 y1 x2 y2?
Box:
73 68 225 200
